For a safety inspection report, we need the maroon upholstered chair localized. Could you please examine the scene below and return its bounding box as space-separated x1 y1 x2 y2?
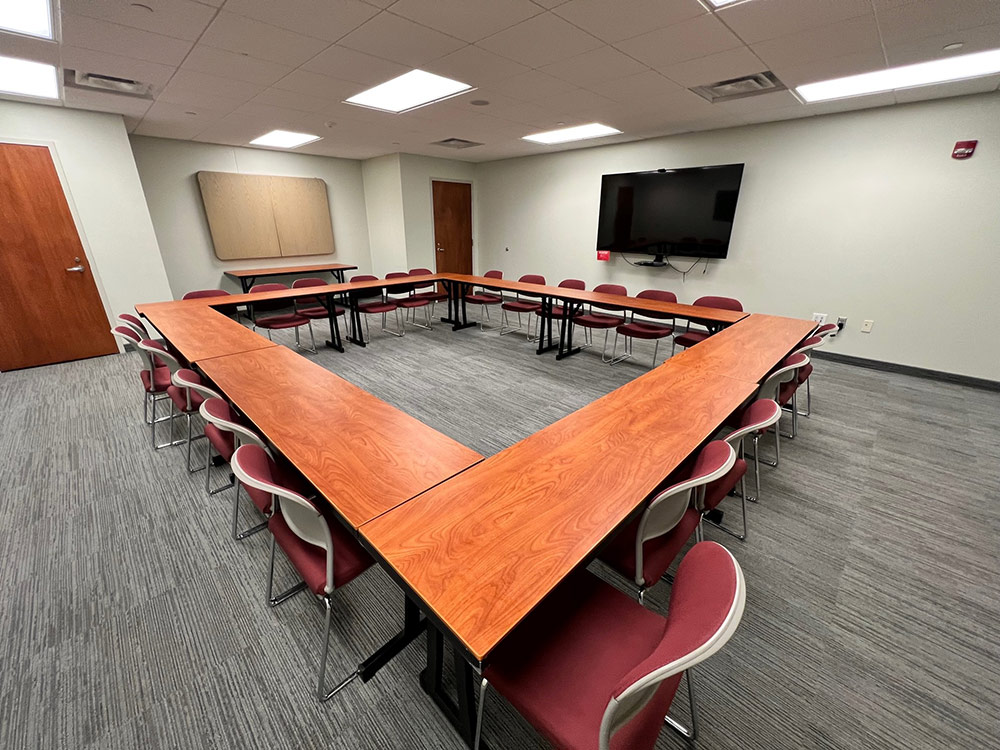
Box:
790 335 825 417
291 277 346 339
474 541 746 749
672 296 743 354
112 325 171 430
136 339 184 449
231 444 377 701
535 278 585 332
167 368 221 472
408 267 448 316
249 283 316 353
116 312 149 340
719 399 782 514
465 269 504 330
500 274 545 338
350 274 403 340
758 352 810 455
182 289 230 300
814 322 838 338
612 289 676 367
386 271 432 331
575 283 628 363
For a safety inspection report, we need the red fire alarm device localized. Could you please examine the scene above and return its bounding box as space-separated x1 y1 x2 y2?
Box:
952 140 977 159
597 250 611 261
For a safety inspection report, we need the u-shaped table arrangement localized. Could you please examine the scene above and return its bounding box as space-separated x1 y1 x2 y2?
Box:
136 273 815 747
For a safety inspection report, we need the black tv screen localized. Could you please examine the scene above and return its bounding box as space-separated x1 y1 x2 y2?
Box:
596 164 745 260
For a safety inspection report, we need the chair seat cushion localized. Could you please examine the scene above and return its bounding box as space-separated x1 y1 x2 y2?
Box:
703 458 748 512
140 366 172 393
204 423 235 462
297 305 344 319
269 512 374 594
465 293 502 305
396 297 430 308
575 313 622 329
502 300 541 313
599 508 702 587
797 363 814 384
485 569 679 750
255 313 309 330
617 322 674 340
414 291 448 302
673 330 709 348
358 301 397 314
778 379 798 406
535 305 577 319
167 384 206 413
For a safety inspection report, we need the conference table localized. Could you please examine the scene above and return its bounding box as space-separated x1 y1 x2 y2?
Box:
134 274 815 747
223 262 358 293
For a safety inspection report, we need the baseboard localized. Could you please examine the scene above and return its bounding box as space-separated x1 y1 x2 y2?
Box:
811 350 1000 392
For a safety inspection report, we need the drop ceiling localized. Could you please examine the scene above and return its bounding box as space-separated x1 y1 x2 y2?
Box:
2 0 999 162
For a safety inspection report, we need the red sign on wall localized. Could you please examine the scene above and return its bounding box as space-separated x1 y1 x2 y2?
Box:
597 250 610 261
952 140 977 159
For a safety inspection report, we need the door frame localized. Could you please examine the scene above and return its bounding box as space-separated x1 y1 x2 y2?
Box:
428 177 475 275
1 137 118 350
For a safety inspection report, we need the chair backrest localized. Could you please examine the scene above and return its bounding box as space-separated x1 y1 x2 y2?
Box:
758 353 809 401
112 326 155 372
199 398 268 452
723 399 782 448
516 274 545 299
249 282 291 315
137 338 181 371
814 322 838 338
291 277 328 306
484 270 503 280
117 313 148 338
408 268 436 291
592 283 628 312
599 541 746 750
558 278 586 290
635 289 677 321
350 274 383 301
793 335 824 356
171 368 221 410
634 441 735 585
182 289 230 300
231 444 336 594
692 295 743 312
385 271 415 296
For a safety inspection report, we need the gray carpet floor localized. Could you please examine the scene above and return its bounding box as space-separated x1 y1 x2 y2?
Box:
1 307 999 750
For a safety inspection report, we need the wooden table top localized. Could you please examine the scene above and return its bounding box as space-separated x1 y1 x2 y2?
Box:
223 263 358 279
136 302 276 363
360 359 757 662
212 274 452 308
441 273 747 324
198 345 484 530
670 314 817 385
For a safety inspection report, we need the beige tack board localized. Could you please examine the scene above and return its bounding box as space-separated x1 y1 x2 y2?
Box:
197 171 336 260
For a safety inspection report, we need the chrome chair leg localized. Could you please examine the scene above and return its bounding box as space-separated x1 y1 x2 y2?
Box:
317 596 362 702
665 668 699 741
232 483 267 540
266 533 307 606
651 339 660 367
473 677 489 750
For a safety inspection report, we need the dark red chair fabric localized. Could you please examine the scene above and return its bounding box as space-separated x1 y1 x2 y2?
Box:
182 289 230 300
409 268 448 303
268 512 374 594
139 366 172 393
600 508 702 585
576 283 627 329
350 275 399 314
673 295 743 349
249 283 311 330
536 279 585 320
466 270 504 305
386 272 429 310
703 459 748 512
292 277 345 319
502 274 545 312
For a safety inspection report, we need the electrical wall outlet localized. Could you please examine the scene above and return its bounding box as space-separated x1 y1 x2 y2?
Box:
833 316 847 337
812 312 827 324
861 319 874 333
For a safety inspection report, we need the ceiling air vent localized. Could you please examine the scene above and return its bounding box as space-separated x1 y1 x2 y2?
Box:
690 71 786 103
64 69 153 99
432 138 483 149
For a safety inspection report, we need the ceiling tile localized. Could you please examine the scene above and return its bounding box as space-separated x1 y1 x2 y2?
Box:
336 12 466 67
658 46 766 88
60 46 176 89
136 100 228 138
61 0 217 42
221 0 378 42
717 0 873 44
272 69 361 101
874 0 1000 46
885 23 1000 67
478 13 603 68
542 87 619 118
199 11 330 66
423 45 529 86
768 49 888 87
615 14 743 69
553 0 706 44
388 0 543 43
63 87 154 118
752 15 883 73
61 13 193 66
0 32 60 66
249 87 335 113
180 45 293 86
301 44 409 85
490 69 578 101
588 69 684 103
541 46 648 87
161 69 265 103
156 84 248 113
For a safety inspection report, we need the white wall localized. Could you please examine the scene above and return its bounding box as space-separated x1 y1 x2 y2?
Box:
361 154 406 278
398 153 476 273
130 136 372 296
0 102 173 328
475 93 1000 381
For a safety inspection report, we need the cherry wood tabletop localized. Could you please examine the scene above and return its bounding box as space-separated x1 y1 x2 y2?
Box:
198 345 484 529
360 359 757 662
671 314 817 384
210 274 452 308
136 302 276 363
439 273 747 324
223 263 358 279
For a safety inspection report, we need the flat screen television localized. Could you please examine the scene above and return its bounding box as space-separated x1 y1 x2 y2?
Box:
596 163 745 265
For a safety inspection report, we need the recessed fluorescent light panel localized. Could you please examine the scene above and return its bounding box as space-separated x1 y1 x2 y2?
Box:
0 55 59 100
0 0 54 39
522 123 622 145
345 70 473 113
249 130 321 149
797 48 1000 102
705 0 750 6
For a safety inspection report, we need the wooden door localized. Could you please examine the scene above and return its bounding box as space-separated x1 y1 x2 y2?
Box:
0 143 117 371
432 181 473 274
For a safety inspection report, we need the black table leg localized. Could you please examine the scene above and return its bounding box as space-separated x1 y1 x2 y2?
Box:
357 596 425 683
324 293 344 352
347 294 366 347
557 301 583 360
334 270 346 284
440 281 475 331
240 277 252 294
420 622 485 749
535 297 551 355
440 280 459 324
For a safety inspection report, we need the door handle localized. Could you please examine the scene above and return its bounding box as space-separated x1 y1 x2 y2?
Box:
66 265 85 273
436 247 445 252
